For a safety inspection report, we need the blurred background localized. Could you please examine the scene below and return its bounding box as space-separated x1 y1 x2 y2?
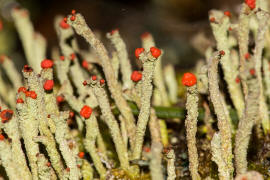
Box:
0 0 242 69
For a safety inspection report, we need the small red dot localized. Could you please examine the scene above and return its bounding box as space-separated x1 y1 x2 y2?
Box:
110 29 119 35
250 68 255 76
244 53 250 60
182 72 197 87
26 91 37 99
23 65 33 72
16 98 24 104
43 80 54 91
245 0 256 10
210 17 215 23
46 162 51 167
0 109 14 123
150 47 161 58
135 48 145 59
69 111 75 118
63 17 67 23
18 87 27 93
0 55 5 64
70 15 76 21
0 134 4 140
83 80 87 86
56 95 64 103
131 71 142 82
224 11 231 17
41 59 53 69
92 76 97 81
143 147 151 153
71 10 76 15
59 19 70 29
235 77 240 83
100 79 105 84
70 53 76 61
82 60 88 69
141 32 150 39
219 50 225 56
60 56 65 61
80 105 92 119
78 152 85 159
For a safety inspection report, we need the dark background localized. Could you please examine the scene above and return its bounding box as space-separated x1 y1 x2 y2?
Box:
1 0 242 69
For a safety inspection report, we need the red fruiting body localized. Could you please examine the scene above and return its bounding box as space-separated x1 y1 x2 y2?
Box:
182 72 197 87
69 111 75 118
143 147 151 153
25 91 31 97
83 80 87 86
66 168 70 172
0 109 13 123
100 79 105 84
23 65 33 72
46 162 51 167
41 59 53 69
43 80 54 91
0 55 5 64
71 10 76 15
18 87 27 93
250 68 255 75
235 77 240 83
80 105 92 119
110 29 119 35
70 53 76 60
150 47 161 58
141 32 150 39
63 17 67 23
219 50 225 56
92 76 97 81
78 152 85 158
210 17 215 22
224 11 231 17
135 48 145 59
228 27 232 31
245 0 256 10
131 71 142 82
16 98 24 104
26 91 37 99
56 95 64 103
70 15 76 21
30 91 37 99
244 53 250 60
82 60 88 69
60 19 70 29
0 134 4 140
60 56 65 61
47 114 51 118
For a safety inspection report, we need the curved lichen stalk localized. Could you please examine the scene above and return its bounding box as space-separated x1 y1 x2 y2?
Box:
89 79 130 173
234 72 260 175
132 48 159 160
207 52 233 177
67 13 136 149
182 72 201 180
210 10 244 119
